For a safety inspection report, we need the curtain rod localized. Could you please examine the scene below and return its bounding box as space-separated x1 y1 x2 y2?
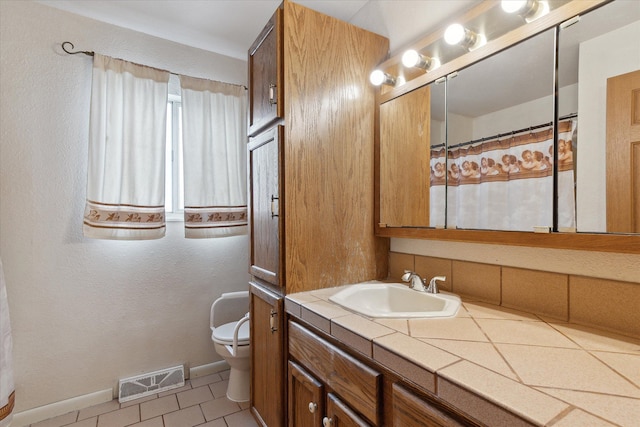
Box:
431 113 578 150
61 41 248 90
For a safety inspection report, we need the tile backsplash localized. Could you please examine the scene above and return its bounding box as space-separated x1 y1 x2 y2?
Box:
389 252 640 339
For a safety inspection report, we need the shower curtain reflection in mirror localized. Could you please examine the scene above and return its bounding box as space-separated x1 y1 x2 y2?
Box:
430 120 577 231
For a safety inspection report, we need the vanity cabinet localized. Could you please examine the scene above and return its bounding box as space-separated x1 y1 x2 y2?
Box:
288 321 381 426
287 317 481 427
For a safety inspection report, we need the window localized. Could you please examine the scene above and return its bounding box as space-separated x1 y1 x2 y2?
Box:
165 94 184 220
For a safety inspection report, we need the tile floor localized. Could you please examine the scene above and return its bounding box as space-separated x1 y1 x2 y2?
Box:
29 370 259 427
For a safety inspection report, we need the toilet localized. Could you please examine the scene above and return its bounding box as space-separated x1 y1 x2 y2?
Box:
209 290 250 402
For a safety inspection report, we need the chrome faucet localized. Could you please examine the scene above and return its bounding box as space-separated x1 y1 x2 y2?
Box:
426 276 446 294
402 271 446 294
401 270 426 292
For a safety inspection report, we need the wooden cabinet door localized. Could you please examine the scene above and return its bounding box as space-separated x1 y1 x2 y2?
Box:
324 393 372 427
288 361 324 427
250 283 285 427
248 8 283 137
392 383 469 427
379 85 431 228
249 126 283 287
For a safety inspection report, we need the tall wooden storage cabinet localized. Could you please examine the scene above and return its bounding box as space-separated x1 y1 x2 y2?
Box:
247 1 389 425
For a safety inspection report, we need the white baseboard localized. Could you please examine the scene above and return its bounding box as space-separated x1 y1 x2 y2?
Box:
189 360 229 378
11 389 113 427
11 361 230 427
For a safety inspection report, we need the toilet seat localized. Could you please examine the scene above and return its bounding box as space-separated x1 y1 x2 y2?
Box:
211 320 249 345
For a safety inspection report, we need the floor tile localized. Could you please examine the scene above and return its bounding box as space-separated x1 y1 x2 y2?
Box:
128 416 164 427
64 417 97 427
197 419 227 427
96 405 139 427
208 379 229 399
78 400 120 421
200 396 241 421
225 409 259 427
30 411 77 427
140 394 179 420
177 385 214 408
163 405 205 427
190 373 222 388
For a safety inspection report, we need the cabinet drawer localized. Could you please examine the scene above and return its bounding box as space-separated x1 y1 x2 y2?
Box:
288 321 381 425
393 383 470 427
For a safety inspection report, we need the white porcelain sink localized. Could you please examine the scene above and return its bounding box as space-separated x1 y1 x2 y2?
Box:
329 282 461 318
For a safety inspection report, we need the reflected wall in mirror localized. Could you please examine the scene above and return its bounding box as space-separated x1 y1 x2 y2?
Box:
558 0 640 234
441 28 556 232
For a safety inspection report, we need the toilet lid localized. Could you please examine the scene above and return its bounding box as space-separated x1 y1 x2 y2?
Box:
212 320 250 344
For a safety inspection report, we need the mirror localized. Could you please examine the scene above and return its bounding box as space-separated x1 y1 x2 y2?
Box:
558 0 640 234
442 28 556 232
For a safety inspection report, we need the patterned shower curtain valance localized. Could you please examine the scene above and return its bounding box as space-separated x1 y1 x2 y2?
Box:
83 54 170 240
179 75 248 238
430 120 577 231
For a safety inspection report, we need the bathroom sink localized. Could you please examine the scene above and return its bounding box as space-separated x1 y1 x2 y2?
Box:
329 282 461 318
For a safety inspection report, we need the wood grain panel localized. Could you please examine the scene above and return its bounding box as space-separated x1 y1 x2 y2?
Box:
606 69 640 233
250 284 285 427
288 361 324 427
249 127 282 286
380 86 431 227
326 393 372 427
392 383 468 427
248 8 283 136
282 0 390 293
288 321 381 425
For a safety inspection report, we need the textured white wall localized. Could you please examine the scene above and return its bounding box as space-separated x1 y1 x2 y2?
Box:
0 1 249 412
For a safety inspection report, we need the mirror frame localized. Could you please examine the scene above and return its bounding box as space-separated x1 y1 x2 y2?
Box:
374 0 640 254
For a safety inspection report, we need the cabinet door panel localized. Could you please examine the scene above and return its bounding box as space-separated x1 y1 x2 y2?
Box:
248 8 283 137
392 383 468 427
380 85 431 228
289 361 324 427
250 284 284 427
325 393 372 427
249 127 283 287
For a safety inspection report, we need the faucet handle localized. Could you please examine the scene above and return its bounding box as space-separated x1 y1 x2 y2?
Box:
401 270 415 282
427 276 446 294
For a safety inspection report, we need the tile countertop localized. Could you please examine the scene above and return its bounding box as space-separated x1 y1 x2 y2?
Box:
284 283 640 427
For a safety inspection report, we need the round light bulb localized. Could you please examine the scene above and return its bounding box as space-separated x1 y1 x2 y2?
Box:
369 70 385 86
402 50 420 68
501 0 527 14
444 23 465 45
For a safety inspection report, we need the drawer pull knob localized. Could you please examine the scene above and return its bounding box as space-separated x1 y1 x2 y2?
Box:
308 402 317 413
322 417 333 427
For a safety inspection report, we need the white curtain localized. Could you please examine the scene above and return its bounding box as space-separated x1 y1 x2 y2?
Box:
179 76 248 238
0 258 14 427
430 120 577 231
83 54 170 240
